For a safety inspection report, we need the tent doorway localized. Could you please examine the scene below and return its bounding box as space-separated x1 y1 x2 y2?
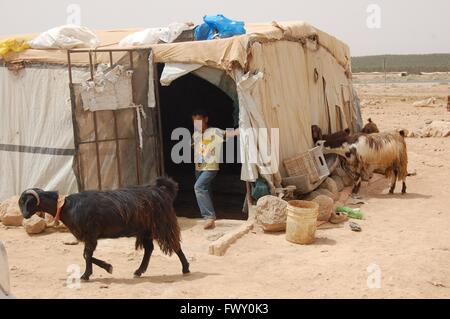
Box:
156 64 247 220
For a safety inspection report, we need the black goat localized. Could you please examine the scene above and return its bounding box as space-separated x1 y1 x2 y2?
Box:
18 177 190 281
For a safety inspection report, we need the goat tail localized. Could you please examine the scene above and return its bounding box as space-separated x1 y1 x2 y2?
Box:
153 205 181 255
133 177 182 255
155 176 179 199
150 179 182 255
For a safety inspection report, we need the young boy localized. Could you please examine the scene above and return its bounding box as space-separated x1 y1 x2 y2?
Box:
191 109 239 230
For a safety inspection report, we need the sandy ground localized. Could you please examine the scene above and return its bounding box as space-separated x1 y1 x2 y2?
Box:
1 76 450 298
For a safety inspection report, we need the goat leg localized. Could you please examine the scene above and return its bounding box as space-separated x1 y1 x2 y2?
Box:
81 241 97 281
134 237 154 278
92 257 113 274
176 248 190 274
401 180 407 194
351 174 362 195
389 170 398 194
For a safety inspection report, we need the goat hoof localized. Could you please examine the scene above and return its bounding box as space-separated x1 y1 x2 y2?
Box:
182 265 190 274
133 271 142 278
107 265 113 274
80 274 90 281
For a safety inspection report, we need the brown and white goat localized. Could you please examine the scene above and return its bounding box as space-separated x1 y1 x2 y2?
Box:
321 130 408 194
361 118 380 134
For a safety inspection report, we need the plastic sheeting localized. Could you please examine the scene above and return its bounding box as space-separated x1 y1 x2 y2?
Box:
234 70 276 187
0 66 87 200
160 63 238 106
80 65 135 111
160 63 202 86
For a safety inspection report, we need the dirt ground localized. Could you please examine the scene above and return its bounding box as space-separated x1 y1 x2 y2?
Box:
1 75 450 298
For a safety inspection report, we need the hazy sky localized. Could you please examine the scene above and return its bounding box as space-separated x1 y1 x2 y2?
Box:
1 0 449 56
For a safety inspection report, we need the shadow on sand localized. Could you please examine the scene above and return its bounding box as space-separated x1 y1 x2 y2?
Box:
83 271 220 285
361 175 432 200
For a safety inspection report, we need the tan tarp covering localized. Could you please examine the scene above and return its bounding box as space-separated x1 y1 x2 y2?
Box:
1 21 350 72
245 40 352 184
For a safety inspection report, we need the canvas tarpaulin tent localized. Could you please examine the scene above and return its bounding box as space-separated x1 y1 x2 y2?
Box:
0 20 360 199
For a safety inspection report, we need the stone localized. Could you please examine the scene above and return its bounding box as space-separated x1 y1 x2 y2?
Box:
62 234 79 245
2 205 23 227
329 211 348 224
206 232 225 242
22 215 46 234
312 195 334 222
44 213 55 226
255 195 288 232
413 97 436 107
414 121 450 138
0 196 20 222
208 222 253 256
304 189 334 201
319 178 340 201
330 175 344 192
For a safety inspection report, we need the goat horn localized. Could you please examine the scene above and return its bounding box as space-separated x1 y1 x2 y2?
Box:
25 189 40 206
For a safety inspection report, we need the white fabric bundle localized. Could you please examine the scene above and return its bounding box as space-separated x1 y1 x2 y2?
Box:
119 22 191 47
28 25 100 49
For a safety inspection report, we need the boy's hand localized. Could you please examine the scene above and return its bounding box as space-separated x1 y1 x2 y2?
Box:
225 128 239 139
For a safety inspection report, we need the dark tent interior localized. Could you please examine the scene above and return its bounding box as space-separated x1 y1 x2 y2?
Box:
156 64 247 220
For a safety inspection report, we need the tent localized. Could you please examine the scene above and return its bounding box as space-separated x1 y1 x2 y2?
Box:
0 21 362 217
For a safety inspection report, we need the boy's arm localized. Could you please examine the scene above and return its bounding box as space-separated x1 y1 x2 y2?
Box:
224 128 240 139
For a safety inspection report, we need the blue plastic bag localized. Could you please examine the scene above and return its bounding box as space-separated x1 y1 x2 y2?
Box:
194 14 246 40
194 23 216 41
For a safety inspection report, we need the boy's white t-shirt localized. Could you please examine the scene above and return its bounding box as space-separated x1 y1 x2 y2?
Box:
193 127 225 171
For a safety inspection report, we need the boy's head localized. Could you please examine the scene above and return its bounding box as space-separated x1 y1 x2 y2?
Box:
191 108 209 132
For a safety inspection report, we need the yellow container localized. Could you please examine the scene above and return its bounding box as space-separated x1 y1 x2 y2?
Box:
285 200 319 245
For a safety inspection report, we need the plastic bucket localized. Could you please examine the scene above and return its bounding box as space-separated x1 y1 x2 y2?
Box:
285 200 319 245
